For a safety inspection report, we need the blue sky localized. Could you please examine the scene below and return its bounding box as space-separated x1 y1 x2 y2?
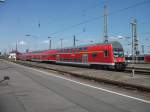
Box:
0 0 150 54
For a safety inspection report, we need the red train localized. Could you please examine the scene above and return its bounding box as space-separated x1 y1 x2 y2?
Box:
125 54 150 64
145 54 150 63
17 41 126 71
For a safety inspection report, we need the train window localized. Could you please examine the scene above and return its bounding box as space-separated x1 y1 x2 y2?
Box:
92 52 98 58
72 49 75 53
70 58 72 62
52 54 56 57
83 47 87 51
104 50 109 57
118 52 124 57
43 55 48 58
68 49 70 53
66 49 68 53
114 48 124 57
74 48 78 53
79 48 82 51
114 51 118 57
78 59 81 62
74 58 77 62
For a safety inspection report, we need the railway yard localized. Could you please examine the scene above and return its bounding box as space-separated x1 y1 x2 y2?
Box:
0 1 150 111
9 59 150 91
0 59 150 112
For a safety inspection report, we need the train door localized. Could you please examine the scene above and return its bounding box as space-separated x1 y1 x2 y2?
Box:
82 54 88 63
56 54 60 61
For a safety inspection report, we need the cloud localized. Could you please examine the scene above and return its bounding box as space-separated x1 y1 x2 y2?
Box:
43 40 49 44
109 35 125 40
19 41 26 45
117 35 124 39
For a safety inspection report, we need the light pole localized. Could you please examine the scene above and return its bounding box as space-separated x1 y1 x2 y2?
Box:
90 40 93 43
0 0 5 3
73 35 76 47
103 4 108 43
16 41 18 51
141 44 144 54
48 37 52 50
60 38 63 48
73 35 79 47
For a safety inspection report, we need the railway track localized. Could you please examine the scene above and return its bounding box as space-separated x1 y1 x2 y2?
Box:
7 60 150 92
125 67 150 75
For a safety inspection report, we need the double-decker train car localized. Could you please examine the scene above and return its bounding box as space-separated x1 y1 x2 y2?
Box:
18 41 126 71
40 50 58 62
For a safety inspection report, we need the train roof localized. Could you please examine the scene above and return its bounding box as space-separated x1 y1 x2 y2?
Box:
56 41 123 49
23 41 123 54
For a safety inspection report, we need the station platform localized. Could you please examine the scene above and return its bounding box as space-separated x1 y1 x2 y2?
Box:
11 60 150 91
0 59 150 112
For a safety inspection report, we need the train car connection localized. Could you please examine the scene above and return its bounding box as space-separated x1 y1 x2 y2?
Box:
17 41 126 71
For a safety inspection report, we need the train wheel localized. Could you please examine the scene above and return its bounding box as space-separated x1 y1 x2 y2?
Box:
115 63 126 71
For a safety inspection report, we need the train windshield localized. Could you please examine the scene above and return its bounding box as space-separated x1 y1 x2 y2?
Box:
114 48 124 57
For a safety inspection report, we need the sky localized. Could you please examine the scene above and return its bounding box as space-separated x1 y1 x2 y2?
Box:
0 0 150 54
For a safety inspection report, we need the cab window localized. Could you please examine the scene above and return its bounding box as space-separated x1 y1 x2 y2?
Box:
114 48 124 57
104 50 109 57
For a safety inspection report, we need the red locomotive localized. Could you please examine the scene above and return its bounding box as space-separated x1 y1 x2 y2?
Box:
17 41 126 71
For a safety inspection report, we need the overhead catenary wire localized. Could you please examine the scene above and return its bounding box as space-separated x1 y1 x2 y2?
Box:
49 0 150 36
49 0 112 25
